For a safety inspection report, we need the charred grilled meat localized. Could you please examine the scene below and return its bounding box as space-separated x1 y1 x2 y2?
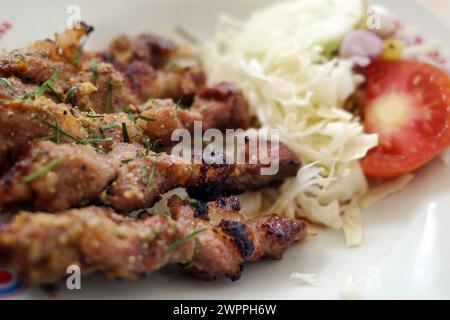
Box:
0 196 307 284
191 82 252 131
0 80 251 155
0 141 118 212
0 139 300 213
104 33 205 105
187 137 301 201
0 24 307 288
0 24 300 214
0 23 93 95
101 152 233 211
105 34 177 69
0 140 231 212
0 98 88 169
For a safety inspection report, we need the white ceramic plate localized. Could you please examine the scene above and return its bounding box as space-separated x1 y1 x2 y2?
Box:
1 0 449 300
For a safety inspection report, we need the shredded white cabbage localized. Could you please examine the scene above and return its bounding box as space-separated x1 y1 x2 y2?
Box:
341 273 361 299
341 201 363 247
202 12 378 233
291 273 325 288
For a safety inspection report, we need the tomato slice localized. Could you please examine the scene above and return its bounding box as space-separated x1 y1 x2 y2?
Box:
362 60 450 178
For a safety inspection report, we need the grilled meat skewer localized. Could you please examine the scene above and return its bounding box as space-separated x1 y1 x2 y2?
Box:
0 25 205 111
0 98 88 170
136 82 251 146
0 141 118 212
0 79 251 158
0 196 307 284
0 141 230 212
104 33 205 105
0 136 300 213
101 152 233 211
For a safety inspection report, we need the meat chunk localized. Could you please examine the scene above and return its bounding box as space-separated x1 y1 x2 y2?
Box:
187 138 301 200
123 60 155 101
224 140 301 193
137 99 202 146
106 34 177 69
191 82 252 130
67 61 140 113
0 39 78 93
79 110 145 152
150 67 206 105
107 143 146 163
0 93 246 166
105 34 205 104
0 98 88 168
54 22 94 64
103 138 300 212
0 207 188 284
0 76 38 100
168 196 307 280
0 141 118 212
0 197 307 284
102 153 233 211
136 90 251 147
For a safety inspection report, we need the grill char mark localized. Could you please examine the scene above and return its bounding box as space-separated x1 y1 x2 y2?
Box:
0 197 307 285
219 220 255 260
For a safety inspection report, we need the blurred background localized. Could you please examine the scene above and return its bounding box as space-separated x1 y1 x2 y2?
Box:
419 0 450 28
0 0 449 50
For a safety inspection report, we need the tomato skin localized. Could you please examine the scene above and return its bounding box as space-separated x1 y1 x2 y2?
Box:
362 60 450 178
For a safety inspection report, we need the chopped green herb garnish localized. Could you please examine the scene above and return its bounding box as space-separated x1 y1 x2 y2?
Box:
14 53 26 61
48 111 61 144
100 122 118 130
144 136 151 156
139 166 148 178
22 159 63 183
124 108 136 123
121 122 129 143
91 59 99 79
138 165 155 188
99 122 116 138
0 78 14 90
104 82 113 113
22 90 34 100
35 115 79 143
64 85 79 104
73 38 87 66
165 229 207 253
174 100 188 118
175 26 199 44
86 114 106 119
120 158 135 165
37 134 58 141
86 108 105 118
138 115 157 122
146 165 155 188
78 137 113 144
165 58 177 69
34 69 61 100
